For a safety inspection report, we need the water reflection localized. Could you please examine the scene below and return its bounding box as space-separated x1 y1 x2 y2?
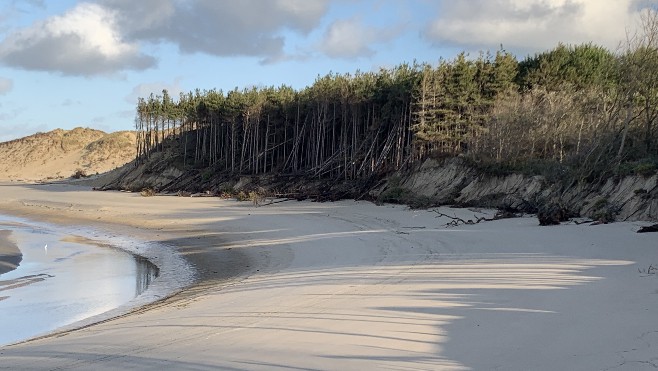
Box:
0 216 159 346
135 255 158 296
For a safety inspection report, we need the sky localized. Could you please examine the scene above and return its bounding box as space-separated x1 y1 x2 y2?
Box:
0 0 655 142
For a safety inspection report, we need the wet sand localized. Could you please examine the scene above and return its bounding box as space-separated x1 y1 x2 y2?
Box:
0 214 162 346
0 182 656 370
0 230 21 275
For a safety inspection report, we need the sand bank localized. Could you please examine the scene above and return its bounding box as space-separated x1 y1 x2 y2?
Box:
0 230 21 275
0 182 656 370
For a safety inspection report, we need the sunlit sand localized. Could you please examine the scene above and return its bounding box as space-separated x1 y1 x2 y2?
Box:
0 183 655 370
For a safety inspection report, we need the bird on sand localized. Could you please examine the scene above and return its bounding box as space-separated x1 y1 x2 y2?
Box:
44 244 48 254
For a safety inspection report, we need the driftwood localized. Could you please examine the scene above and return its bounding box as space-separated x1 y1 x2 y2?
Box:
637 223 658 233
433 210 520 227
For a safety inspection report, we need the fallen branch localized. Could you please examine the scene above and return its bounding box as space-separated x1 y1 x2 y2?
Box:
433 211 492 227
434 209 521 227
638 264 656 275
573 219 594 225
638 223 658 233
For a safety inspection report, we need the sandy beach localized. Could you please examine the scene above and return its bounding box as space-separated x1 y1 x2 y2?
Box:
0 230 21 276
0 182 656 370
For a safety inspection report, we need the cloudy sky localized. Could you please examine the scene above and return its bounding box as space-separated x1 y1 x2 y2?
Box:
0 0 654 141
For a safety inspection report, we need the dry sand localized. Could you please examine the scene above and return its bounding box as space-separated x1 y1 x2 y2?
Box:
0 230 21 275
0 183 656 370
0 128 135 182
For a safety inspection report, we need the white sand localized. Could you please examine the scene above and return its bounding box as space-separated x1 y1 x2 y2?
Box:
0 183 656 370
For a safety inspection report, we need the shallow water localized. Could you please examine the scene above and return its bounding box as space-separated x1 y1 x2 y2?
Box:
0 215 158 346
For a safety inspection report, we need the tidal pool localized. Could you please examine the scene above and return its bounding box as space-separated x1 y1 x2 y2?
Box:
0 215 158 346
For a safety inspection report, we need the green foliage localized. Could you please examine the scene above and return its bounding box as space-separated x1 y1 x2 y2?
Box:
464 156 571 183
518 43 617 90
377 186 436 209
633 162 656 176
588 196 620 223
593 197 608 209
130 11 658 199
592 202 619 223
378 186 412 204
616 160 658 177
412 50 518 156
201 170 213 181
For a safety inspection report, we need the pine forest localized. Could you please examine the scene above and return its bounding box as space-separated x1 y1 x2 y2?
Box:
132 12 658 185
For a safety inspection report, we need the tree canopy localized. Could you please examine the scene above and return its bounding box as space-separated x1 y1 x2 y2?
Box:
133 21 658 183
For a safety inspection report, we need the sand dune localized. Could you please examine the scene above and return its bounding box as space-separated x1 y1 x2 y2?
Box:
0 183 656 370
0 128 135 182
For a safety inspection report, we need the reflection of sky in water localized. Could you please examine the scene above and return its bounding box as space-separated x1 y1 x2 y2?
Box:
0 215 157 346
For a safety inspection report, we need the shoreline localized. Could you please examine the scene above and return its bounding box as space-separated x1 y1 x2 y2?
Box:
0 182 256 314
0 207 205 346
0 182 656 370
0 216 162 346
0 229 22 276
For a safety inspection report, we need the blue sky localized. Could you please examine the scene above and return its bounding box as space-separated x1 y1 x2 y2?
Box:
0 0 655 141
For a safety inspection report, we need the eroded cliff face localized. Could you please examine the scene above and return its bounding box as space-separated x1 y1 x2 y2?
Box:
396 158 657 221
100 154 657 222
98 151 185 191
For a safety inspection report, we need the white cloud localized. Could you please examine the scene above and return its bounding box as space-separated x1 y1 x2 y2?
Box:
0 78 12 94
273 0 329 31
0 1 334 73
0 2 155 75
426 0 654 53
103 0 330 60
320 17 401 59
98 0 175 33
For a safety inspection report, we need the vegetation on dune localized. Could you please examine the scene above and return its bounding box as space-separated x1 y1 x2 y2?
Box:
0 127 136 181
131 11 658 188
71 168 88 179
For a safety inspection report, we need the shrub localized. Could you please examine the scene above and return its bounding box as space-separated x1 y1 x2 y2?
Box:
71 168 88 179
616 160 657 177
537 202 572 226
249 191 265 206
377 186 437 208
593 201 620 223
592 209 616 223
201 170 213 181
235 191 250 201
378 186 411 204
592 197 608 209
588 197 619 223
140 188 156 197
633 162 657 176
